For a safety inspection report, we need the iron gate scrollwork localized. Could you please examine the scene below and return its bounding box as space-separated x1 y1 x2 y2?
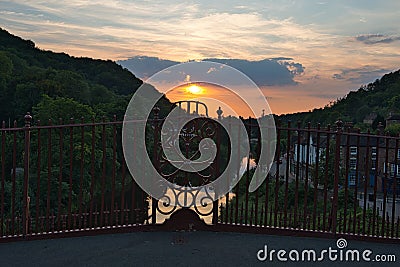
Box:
150 105 223 224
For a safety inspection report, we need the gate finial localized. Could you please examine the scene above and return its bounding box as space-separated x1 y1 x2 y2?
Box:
24 112 32 127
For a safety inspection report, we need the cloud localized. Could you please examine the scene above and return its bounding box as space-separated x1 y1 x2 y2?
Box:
332 73 344 80
2 0 400 115
355 34 400 45
308 93 343 99
205 58 304 86
332 66 392 84
118 56 305 86
118 56 178 79
0 0 342 62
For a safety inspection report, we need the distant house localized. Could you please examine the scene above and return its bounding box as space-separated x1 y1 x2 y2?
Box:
381 143 400 195
341 135 400 195
340 135 381 188
288 125 400 195
363 113 377 125
386 113 400 127
290 133 327 181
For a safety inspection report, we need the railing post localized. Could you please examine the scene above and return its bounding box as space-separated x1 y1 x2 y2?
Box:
23 112 32 237
332 120 343 235
151 107 160 225
212 107 223 224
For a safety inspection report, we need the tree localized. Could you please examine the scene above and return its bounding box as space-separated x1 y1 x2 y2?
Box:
388 96 400 113
356 105 372 123
0 52 14 118
32 95 95 122
385 123 400 136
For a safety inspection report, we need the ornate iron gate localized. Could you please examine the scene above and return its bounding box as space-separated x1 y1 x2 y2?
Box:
149 105 221 227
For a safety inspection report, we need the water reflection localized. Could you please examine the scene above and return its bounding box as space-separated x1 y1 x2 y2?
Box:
148 157 256 224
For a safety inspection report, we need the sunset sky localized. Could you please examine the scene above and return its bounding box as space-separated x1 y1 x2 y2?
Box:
1 0 399 115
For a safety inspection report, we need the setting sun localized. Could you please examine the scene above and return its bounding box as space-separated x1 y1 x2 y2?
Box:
186 84 204 95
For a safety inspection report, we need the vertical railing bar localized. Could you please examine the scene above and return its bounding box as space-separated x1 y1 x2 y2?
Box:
100 117 107 227
46 119 52 232
213 116 221 225
353 129 361 234
391 137 399 237
225 117 231 223
131 121 137 224
372 130 381 236
294 121 301 228
274 120 281 227
78 117 85 229
1 121 6 236
141 120 146 221
362 130 371 235
11 120 17 235
235 119 241 224
303 122 311 229
381 133 389 237
331 120 343 235
312 123 321 230
111 115 117 226
284 121 291 228
57 118 63 231
89 117 96 228
322 124 331 231
230 195 233 224
264 172 269 227
67 118 74 230
397 216 400 238
254 121 261 226
151 108 160 225
120 154 126 226
244 119 250 225
23 113 32 236
343 128 350 234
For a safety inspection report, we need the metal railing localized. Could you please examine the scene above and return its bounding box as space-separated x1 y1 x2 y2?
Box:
0 112 399 242
219 120 400 241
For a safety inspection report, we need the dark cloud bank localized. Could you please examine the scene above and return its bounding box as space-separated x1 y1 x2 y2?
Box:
117 56 305 87
355 34 400 45
332 66 392 84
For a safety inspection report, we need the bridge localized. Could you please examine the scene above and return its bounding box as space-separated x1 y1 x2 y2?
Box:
0 104 399 251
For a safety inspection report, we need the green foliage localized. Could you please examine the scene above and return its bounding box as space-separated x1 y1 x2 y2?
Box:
33 95 95 122
0 27 172 122
385 123 400 136
388 95 400 113
279 70 400 129
356 105 372 122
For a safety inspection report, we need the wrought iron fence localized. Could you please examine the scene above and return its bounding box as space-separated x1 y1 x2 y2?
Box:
219 120 400 240
0 112 399 242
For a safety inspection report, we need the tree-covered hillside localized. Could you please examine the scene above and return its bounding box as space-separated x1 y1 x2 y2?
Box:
0 28 171 123
279 69 400 130
1 27 399 132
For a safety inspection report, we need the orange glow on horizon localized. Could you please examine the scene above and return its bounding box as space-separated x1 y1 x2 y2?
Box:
165 82 256 118
165 82 336 117
185 84 204 95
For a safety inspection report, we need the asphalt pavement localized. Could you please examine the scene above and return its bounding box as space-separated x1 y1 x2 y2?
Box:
0 231 399 267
